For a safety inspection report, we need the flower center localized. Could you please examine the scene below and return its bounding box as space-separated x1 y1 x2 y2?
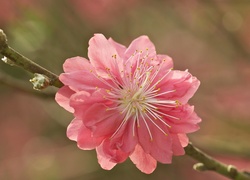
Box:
91 49 180 140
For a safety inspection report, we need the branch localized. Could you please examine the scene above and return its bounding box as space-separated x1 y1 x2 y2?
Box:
185 143 250 180
0 29 63 88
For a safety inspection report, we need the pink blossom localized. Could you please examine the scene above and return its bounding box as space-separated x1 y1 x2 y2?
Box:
55 34 201 174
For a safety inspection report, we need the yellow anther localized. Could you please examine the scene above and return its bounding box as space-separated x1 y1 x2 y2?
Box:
175 100 182 107
112 54 117 59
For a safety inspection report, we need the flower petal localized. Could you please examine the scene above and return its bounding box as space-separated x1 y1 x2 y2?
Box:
137 117 173 164
83 104 121 137
88 34 123 79
60 71 109 93
178 133 189 147
108 118 138 154
77 125 104 150
108 38 126 58
69 90 107 119
157 70 200 104
55 86 75 113
171 134 185 156
155 54 173 70
96 139 129 169
130 144 157 174
67 118 82 141
96 151 117 170
162 105 201 134
63 56 92 73
125 35 156 59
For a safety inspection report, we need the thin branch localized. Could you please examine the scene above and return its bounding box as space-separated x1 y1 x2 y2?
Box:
0 29 63 88
185 143 250 180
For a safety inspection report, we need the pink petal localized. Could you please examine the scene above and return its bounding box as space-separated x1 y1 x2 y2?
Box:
162 105 201 134
96 139 129 163
60 71 109 93
55 86 75 113
67 118 82 141
83 103 121 137
88 34 123 79
157 70 200 104
69 90 107 119
108 38 126 58
178 133 189 147
155 54 173 70
125 35 156 59
171 134 185 156
77 125 104 150
96 151 117 170
63 56 93 73
108 119 138 154
129 144 157 174
137 117 173 164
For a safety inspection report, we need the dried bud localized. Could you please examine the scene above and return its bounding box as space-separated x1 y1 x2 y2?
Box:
30 73 50 90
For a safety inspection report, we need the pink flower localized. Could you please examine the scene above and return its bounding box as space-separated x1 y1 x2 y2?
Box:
55 34 201 174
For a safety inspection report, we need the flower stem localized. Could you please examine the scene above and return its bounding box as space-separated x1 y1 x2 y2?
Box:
0 29 63 88
185 143 250 180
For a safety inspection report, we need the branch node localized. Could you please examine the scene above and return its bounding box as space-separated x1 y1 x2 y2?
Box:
227 165 237 178
193 163 208 172
30 73 50 90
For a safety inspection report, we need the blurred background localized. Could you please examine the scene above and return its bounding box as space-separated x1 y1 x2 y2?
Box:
0 0 250 179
